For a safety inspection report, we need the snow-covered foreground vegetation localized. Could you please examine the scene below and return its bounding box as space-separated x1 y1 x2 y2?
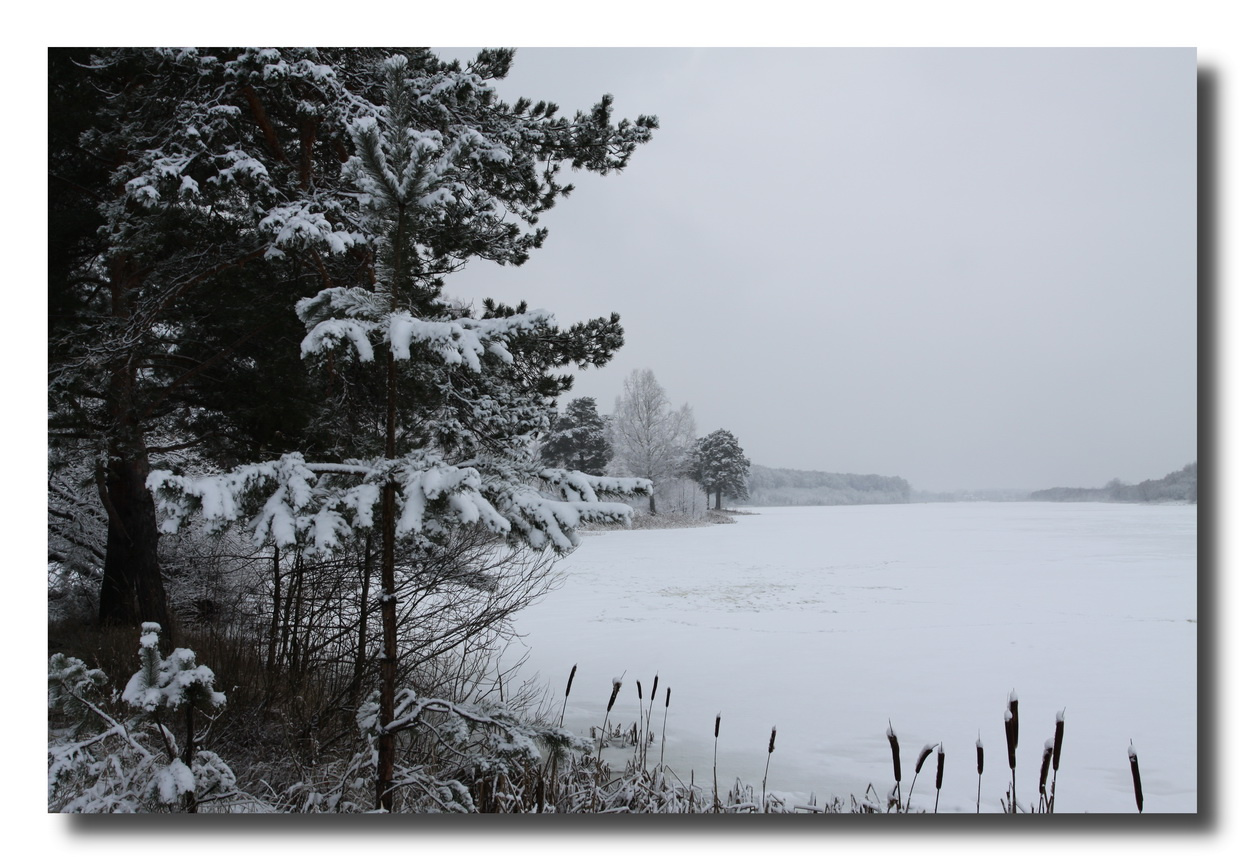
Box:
511 502 1197 813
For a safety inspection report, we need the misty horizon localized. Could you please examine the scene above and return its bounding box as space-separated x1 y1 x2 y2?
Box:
437 47 1197 494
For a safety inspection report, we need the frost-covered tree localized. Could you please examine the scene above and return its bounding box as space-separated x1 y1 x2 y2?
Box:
685 429 750 510
539 397 612 474
48 48 658 645
48 623 234 813
144 49 656 810
610 369 696 514
49 48 373 631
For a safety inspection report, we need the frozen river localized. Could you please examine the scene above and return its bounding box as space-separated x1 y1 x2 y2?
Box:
509 502 1198 813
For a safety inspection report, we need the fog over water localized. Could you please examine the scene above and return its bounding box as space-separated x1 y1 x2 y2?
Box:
438 47 1197 492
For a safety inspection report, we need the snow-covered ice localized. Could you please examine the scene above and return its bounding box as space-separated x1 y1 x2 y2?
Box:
510 502 1197 813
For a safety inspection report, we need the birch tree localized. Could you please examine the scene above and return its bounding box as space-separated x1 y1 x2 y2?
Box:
610 369 696 514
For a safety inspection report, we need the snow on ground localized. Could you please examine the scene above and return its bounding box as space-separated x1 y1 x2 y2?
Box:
510 502 1197 813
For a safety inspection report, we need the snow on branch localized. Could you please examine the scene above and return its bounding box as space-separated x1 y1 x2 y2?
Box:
539 468 653 503
148 452 380 553
259 201 365 258
296 284 554 369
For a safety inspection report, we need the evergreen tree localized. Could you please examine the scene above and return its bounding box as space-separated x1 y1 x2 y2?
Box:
49 48 370 631
540 397 612 474
144 49 656 811
685 429 751 510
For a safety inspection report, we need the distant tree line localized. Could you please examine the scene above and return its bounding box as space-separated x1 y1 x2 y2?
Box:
539 370 753 514
747 466 911 506
1029 462 1197 503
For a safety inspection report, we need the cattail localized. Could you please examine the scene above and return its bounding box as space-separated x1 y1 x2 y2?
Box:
887 721 902 784
1052 708 1065 771
594 678 624 812
1005 691 1019 770
1129 741 1143 813
1010 690 1020 745
1005 691 1019 814
906 743 935 812
1049 708 1065 812
934 743 945 813
639 675 658 773
557 664 577 728
713 712 722 812
1040 738 1053 798
658 686 671 770
976 733 984 814
762 726 777 813
915 744 935 774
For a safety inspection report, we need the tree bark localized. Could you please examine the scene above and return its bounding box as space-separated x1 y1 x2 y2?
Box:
97 258 172 637
98 442 171 637
376 202 407 812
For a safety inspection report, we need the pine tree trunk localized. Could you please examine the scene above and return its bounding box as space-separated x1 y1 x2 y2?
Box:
97 264 171 637
714 490 722 510
98 443 171 636
376 204 408 812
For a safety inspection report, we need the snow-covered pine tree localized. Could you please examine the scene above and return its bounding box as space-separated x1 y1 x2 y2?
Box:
49 48 373 633
146 50 656 811
540 397 613 474
685 429 751 510
48 623 235 812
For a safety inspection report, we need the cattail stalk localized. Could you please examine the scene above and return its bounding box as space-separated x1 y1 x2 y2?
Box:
596 679 621 764
712 712 722 813
558 664 576 728
658 687 671 772
1049 708 1065 812
762 726 776 813
887 721 901 811
1005 691 1019 813
1039 738 1054 813
593 678 622 812
642 675 658 772
906 743 935 813
934 743 945 813
1129 741 1143 813
976 734 984 814
633 680 644 760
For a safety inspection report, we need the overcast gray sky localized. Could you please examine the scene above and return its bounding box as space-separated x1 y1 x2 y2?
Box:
437 48 1196 493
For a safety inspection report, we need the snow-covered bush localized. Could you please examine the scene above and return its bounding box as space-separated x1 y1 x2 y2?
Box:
48 624 237 813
